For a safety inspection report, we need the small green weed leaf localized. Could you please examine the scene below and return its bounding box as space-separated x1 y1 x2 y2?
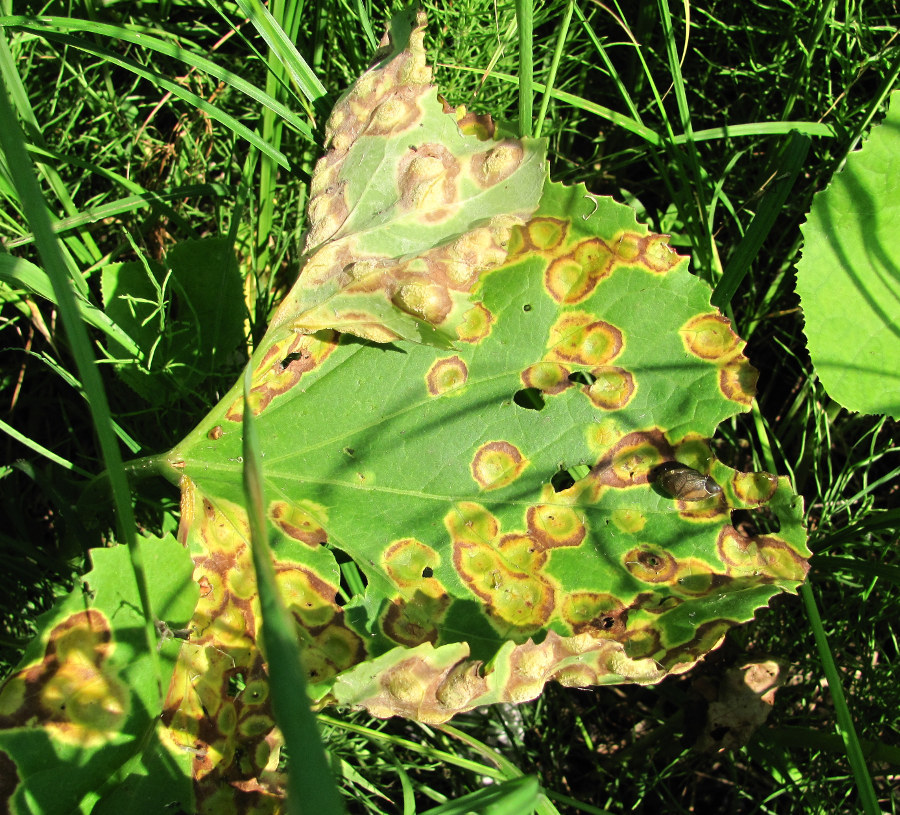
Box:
101 237 245 405
154 8 807 806
795 89 900 418
0 534 197 815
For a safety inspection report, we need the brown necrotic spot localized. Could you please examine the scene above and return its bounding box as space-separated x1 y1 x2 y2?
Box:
269 501 328 548
523 216 568 251
719 358 759 406
624 545 678 584
681 313 742 361
470 140 525 187
547 312 623 366
521 361 570 395
381 592 451 647
456 302 494 343
207 425 223 441
526 504 586 550
470 441 528 491
366 95 420 136
544 239 616 303
585 367 636 410
561 592 627 638
393 280 453 325
397 143 460 219
425 355 468 396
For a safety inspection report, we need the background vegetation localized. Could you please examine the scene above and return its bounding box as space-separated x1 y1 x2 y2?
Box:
1 0 897 812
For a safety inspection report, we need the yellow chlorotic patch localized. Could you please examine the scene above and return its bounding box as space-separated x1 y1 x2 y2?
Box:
585 420 625 455
456 303 494 343
624 545 678 584
732 471 778 504
383 538 444 598
521 361 570 394
276 567 338 628
497 533 546 572
671 559 718 596
269 500 329 548
425 355 468 396
444 501 500 545
681 313 742 361
717 526 761 574
525 217 568 251
611 508 647 533
755 537 810 582
0 610 129 748
546 312 623 367
526 504 586 549
470 441 528 491
586 368 636 410
719 358 758 406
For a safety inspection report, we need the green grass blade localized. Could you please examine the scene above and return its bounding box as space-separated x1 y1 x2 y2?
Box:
0 15 316 142
534 0 573 139
711 131 811 308
420 776 541 815
233 0 327 108
514 0 534 137
241 366 346 815
0 415 93 477
799 582 880 814
0 62 162 698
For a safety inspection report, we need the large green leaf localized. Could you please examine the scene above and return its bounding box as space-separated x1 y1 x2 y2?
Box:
0 534 197 815
795 89 900 418
148 9 809 807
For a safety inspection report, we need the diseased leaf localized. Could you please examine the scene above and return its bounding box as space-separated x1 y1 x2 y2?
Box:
147 10 810 806
795 89 900 418
0 534 197 815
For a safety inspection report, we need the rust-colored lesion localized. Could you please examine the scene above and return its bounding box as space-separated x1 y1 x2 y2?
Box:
521 361 571 395
269 500 329 548
470 440 528 491
425 355 468 396
623 545 679 584
546 312 624 367
225 330 339 422
456 302 494 344
526 503 587 550
561 592 628 639
583 367 636 410
396 143 460 222
468 140 526 188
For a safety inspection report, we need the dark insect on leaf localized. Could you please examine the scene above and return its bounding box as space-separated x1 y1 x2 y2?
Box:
653 462 722 501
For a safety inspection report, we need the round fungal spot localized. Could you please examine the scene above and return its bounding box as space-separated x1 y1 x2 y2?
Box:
471 140 525 187
497 533 545 571
444 502 499 546
716 525 759 572
680 313 742 361
624 546 678 584
521 361 570 395
672 560 718 596
470 441 527 491
523 303 533 312
513 388 545 411
526 504 586 549
382 538 441 589
456 302 494 344
425 355 468 396
755 536 810 581
525 217 567 251
610 508 647 533
719 358 759 405
561 592 626 637
547 312 623 367
544 256 594 304
585 368 635 410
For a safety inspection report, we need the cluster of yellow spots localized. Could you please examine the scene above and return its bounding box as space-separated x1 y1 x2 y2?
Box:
443 500 587 634
680 313 758 406
0 610 128 748
225 330 337 422
521 310 635 412
469 441 528 491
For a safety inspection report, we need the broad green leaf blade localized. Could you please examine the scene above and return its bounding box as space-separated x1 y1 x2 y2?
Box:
0 535 197 815
795 89 900 418
101 238 246 405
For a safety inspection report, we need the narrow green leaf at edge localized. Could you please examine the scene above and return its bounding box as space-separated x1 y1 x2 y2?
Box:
241 366 346 815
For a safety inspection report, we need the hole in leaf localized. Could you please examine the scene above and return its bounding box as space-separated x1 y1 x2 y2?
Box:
422 567 434 578
513 388 545 411
523 304 533 312
568 370 596 386
600 615 616 630
227 671 246 699
280 351 304 369
551 470 576 492
731 506 781 536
